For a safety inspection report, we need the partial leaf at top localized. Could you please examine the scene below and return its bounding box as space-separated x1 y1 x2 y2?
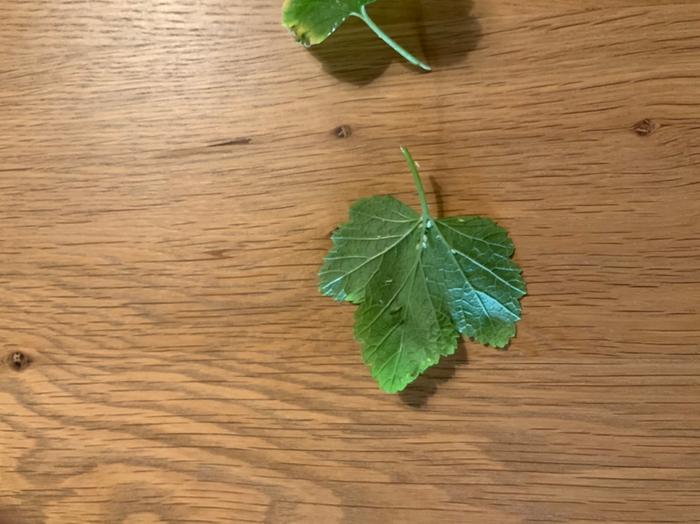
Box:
282 0 431 70
282 0 377 46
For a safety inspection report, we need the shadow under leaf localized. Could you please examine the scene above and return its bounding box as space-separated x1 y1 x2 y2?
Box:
399 339 468 408
428 174 444 218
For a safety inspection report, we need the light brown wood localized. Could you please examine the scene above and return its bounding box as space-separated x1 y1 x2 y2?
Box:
2 1 700 522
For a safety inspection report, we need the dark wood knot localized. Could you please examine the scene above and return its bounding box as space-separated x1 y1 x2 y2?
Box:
7 351 31 371
333 125 352 138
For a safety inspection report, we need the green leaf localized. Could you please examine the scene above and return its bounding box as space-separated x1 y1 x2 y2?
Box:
282 0 376 46
319 148 526 393
282 0 431 71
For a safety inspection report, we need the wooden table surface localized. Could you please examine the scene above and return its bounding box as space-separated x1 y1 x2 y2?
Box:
2 1 700 522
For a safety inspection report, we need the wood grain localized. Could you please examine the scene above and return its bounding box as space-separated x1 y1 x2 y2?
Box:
2 1 700 522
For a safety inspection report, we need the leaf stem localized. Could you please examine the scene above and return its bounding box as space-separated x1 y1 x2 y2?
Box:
401 146 431 218
353 6 431 72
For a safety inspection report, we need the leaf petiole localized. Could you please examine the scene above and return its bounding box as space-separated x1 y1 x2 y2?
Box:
400 146 431 219
352 6 431 72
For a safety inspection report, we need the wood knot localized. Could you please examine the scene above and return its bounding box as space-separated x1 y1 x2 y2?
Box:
333 125 352 138
632 118 659 136
7 351 31 371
